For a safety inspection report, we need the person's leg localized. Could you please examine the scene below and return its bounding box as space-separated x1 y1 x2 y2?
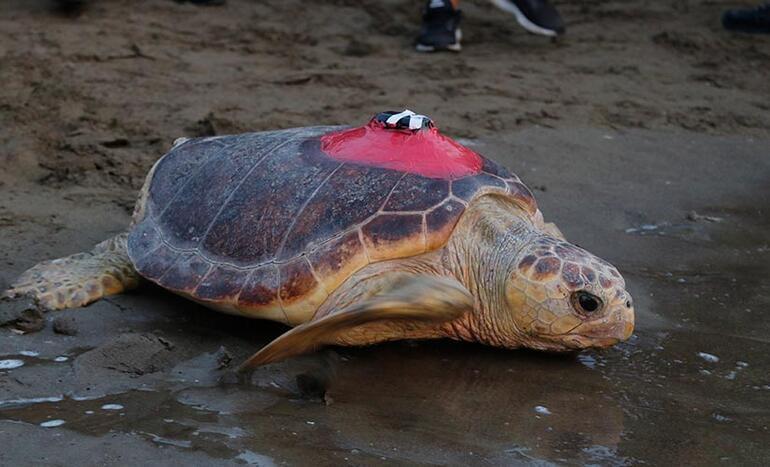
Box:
415 0 463 53
722 3 770 33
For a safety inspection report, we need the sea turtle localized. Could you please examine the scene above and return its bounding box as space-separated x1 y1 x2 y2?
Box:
4 110 634 369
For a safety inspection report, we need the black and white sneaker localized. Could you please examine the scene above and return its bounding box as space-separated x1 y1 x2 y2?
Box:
489 0 565 36
722 3 770 34
415 0 463 52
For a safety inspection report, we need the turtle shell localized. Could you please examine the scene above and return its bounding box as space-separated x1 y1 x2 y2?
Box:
127 120 537 324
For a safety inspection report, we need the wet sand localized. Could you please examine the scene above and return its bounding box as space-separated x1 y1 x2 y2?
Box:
2 129 768 466
1 1 770 465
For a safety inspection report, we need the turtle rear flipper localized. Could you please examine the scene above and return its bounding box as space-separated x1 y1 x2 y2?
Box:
4 233 140 310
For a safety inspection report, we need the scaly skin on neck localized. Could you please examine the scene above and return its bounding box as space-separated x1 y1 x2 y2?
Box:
437 195 537 348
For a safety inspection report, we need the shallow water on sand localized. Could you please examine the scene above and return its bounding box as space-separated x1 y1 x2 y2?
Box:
1 129 768 465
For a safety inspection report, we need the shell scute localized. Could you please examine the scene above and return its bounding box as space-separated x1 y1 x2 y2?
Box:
383 174 449 212
195 265 246 301
452 173 507 201
481 157 513 178
425 199 465 250
147 138 224 213
279 258 323 305
202 143 340 264
362 213 425 261
134 244 178 281
158 142 264 249
306 231 368 293
276 164 403 261
238 265 280 307
158 252 212 292
128 125 536 319
127 222 162 258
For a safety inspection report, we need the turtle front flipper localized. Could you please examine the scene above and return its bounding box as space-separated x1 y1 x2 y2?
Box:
543 222 566 240
3 233 140 310
532 209 567 241
238 274 473 370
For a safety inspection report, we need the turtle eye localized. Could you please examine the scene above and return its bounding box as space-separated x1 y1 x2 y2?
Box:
571 291 603 315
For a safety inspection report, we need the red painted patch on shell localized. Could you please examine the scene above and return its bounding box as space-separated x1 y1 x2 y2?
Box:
320 119 482 180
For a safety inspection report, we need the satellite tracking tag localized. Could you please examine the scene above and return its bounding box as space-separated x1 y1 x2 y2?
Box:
320 110 483 180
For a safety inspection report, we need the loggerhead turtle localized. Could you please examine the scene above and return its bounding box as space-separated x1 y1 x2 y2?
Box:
4 110 634 369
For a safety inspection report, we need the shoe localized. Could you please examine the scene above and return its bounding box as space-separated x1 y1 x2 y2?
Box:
489 0 565 36
415 0 463 52
722 3 770 33
53 0 88 12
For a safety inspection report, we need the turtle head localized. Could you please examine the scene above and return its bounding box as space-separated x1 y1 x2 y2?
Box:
505 235 634 351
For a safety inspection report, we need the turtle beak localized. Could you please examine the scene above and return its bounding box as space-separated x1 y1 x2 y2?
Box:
583 302 635 344
560 301 634 349
620 305 635 341
614 293 635 342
